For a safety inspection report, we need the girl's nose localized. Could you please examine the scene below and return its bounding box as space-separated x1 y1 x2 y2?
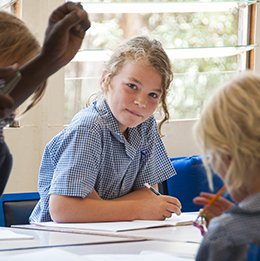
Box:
134 98 146 108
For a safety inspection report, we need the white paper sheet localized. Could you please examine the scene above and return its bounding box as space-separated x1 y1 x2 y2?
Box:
32 212 197 233
0 228 34 240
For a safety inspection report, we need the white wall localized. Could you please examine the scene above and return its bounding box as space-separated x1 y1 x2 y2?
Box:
161 120 198 157
3 1 260 193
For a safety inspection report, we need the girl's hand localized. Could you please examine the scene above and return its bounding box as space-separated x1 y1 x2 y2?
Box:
137 194 182 220
193 192 234 224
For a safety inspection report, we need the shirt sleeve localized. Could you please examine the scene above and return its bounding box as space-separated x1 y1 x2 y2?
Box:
48 125 103 198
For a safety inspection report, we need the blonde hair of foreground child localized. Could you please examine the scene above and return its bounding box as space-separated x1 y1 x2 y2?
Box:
101 36 173 135
0 11 47 115
194 71 260 201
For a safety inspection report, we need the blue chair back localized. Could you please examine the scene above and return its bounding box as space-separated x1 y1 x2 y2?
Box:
0 192 39 227
247 242 260 261
161 156 232 212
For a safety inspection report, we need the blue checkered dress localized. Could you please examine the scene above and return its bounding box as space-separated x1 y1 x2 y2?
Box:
30 98 176 222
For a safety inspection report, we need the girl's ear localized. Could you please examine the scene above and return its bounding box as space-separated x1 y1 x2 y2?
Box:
220 145 232 169
100 70 108 92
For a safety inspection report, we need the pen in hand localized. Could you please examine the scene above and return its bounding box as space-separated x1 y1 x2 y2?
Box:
144 182 161 196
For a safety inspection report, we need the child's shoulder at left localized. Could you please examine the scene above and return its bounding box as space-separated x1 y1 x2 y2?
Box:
69 104 103 128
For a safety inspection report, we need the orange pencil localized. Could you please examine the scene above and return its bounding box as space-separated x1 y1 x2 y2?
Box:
196 185 226 221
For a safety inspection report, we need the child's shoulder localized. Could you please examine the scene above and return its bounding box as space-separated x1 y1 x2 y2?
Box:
139 115 159 136
70 103 103 128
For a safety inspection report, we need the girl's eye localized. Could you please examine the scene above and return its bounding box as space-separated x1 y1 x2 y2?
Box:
149 92 159 99
126 83 137 90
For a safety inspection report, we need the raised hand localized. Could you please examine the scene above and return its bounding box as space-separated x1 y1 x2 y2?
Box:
41 2 91 71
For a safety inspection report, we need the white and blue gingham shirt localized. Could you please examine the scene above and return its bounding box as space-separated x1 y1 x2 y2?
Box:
196 192 260 261
30 98 176 222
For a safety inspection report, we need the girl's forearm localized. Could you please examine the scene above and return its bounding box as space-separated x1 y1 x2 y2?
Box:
9 54 59 109
49 194 140 223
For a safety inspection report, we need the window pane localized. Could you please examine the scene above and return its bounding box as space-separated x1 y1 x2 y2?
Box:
0 0 16 12
168 70 237 119
64 1 254 122
83 12 238 49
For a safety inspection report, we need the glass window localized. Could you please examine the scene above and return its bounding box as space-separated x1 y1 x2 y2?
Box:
65 0 257 122
0 0 17 12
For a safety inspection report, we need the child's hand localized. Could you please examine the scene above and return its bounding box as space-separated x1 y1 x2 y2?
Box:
41 2 91 71
138 195 182 220
193 192 234 223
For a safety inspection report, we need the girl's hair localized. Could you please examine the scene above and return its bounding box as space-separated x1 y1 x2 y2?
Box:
102 36 173 134
194 71 260 194
0 11 47 115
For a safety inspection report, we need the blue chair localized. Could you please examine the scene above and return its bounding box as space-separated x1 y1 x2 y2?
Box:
247 242 260 261
160 155 232 212
0 192 39 227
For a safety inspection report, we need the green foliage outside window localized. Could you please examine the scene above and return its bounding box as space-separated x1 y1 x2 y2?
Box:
65 2 246 122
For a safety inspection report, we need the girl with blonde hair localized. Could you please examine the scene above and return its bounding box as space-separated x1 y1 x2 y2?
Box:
0 11 47 116
194 71 260 261
0 11 46 195
30 36 182 223
0 2 90 196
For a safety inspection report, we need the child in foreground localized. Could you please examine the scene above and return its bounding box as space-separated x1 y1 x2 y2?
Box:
30 36 181 223
0 11 46 195
194 71 260 261
0 2 90 196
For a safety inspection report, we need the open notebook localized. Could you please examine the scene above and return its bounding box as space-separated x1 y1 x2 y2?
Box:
31 212 197 233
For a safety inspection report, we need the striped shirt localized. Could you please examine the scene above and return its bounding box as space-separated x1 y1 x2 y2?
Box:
30 98 176 222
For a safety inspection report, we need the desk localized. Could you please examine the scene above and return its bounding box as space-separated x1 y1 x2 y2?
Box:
0 222 202 260
119 224 202 243
0 239 199 260
61 240 199 257
0 227 145 251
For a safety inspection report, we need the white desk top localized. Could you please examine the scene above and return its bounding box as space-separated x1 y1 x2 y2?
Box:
0 219 202 260
119 224 202 243
11 212 202 244
0 239 199 260
0 227 145 251
64 239 199 257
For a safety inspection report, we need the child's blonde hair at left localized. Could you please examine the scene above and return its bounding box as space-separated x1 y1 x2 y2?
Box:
194 71 260 197
0 11 47 115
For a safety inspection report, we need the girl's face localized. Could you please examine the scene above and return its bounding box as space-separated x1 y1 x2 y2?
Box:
105 61 162 134
208 150 231 181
